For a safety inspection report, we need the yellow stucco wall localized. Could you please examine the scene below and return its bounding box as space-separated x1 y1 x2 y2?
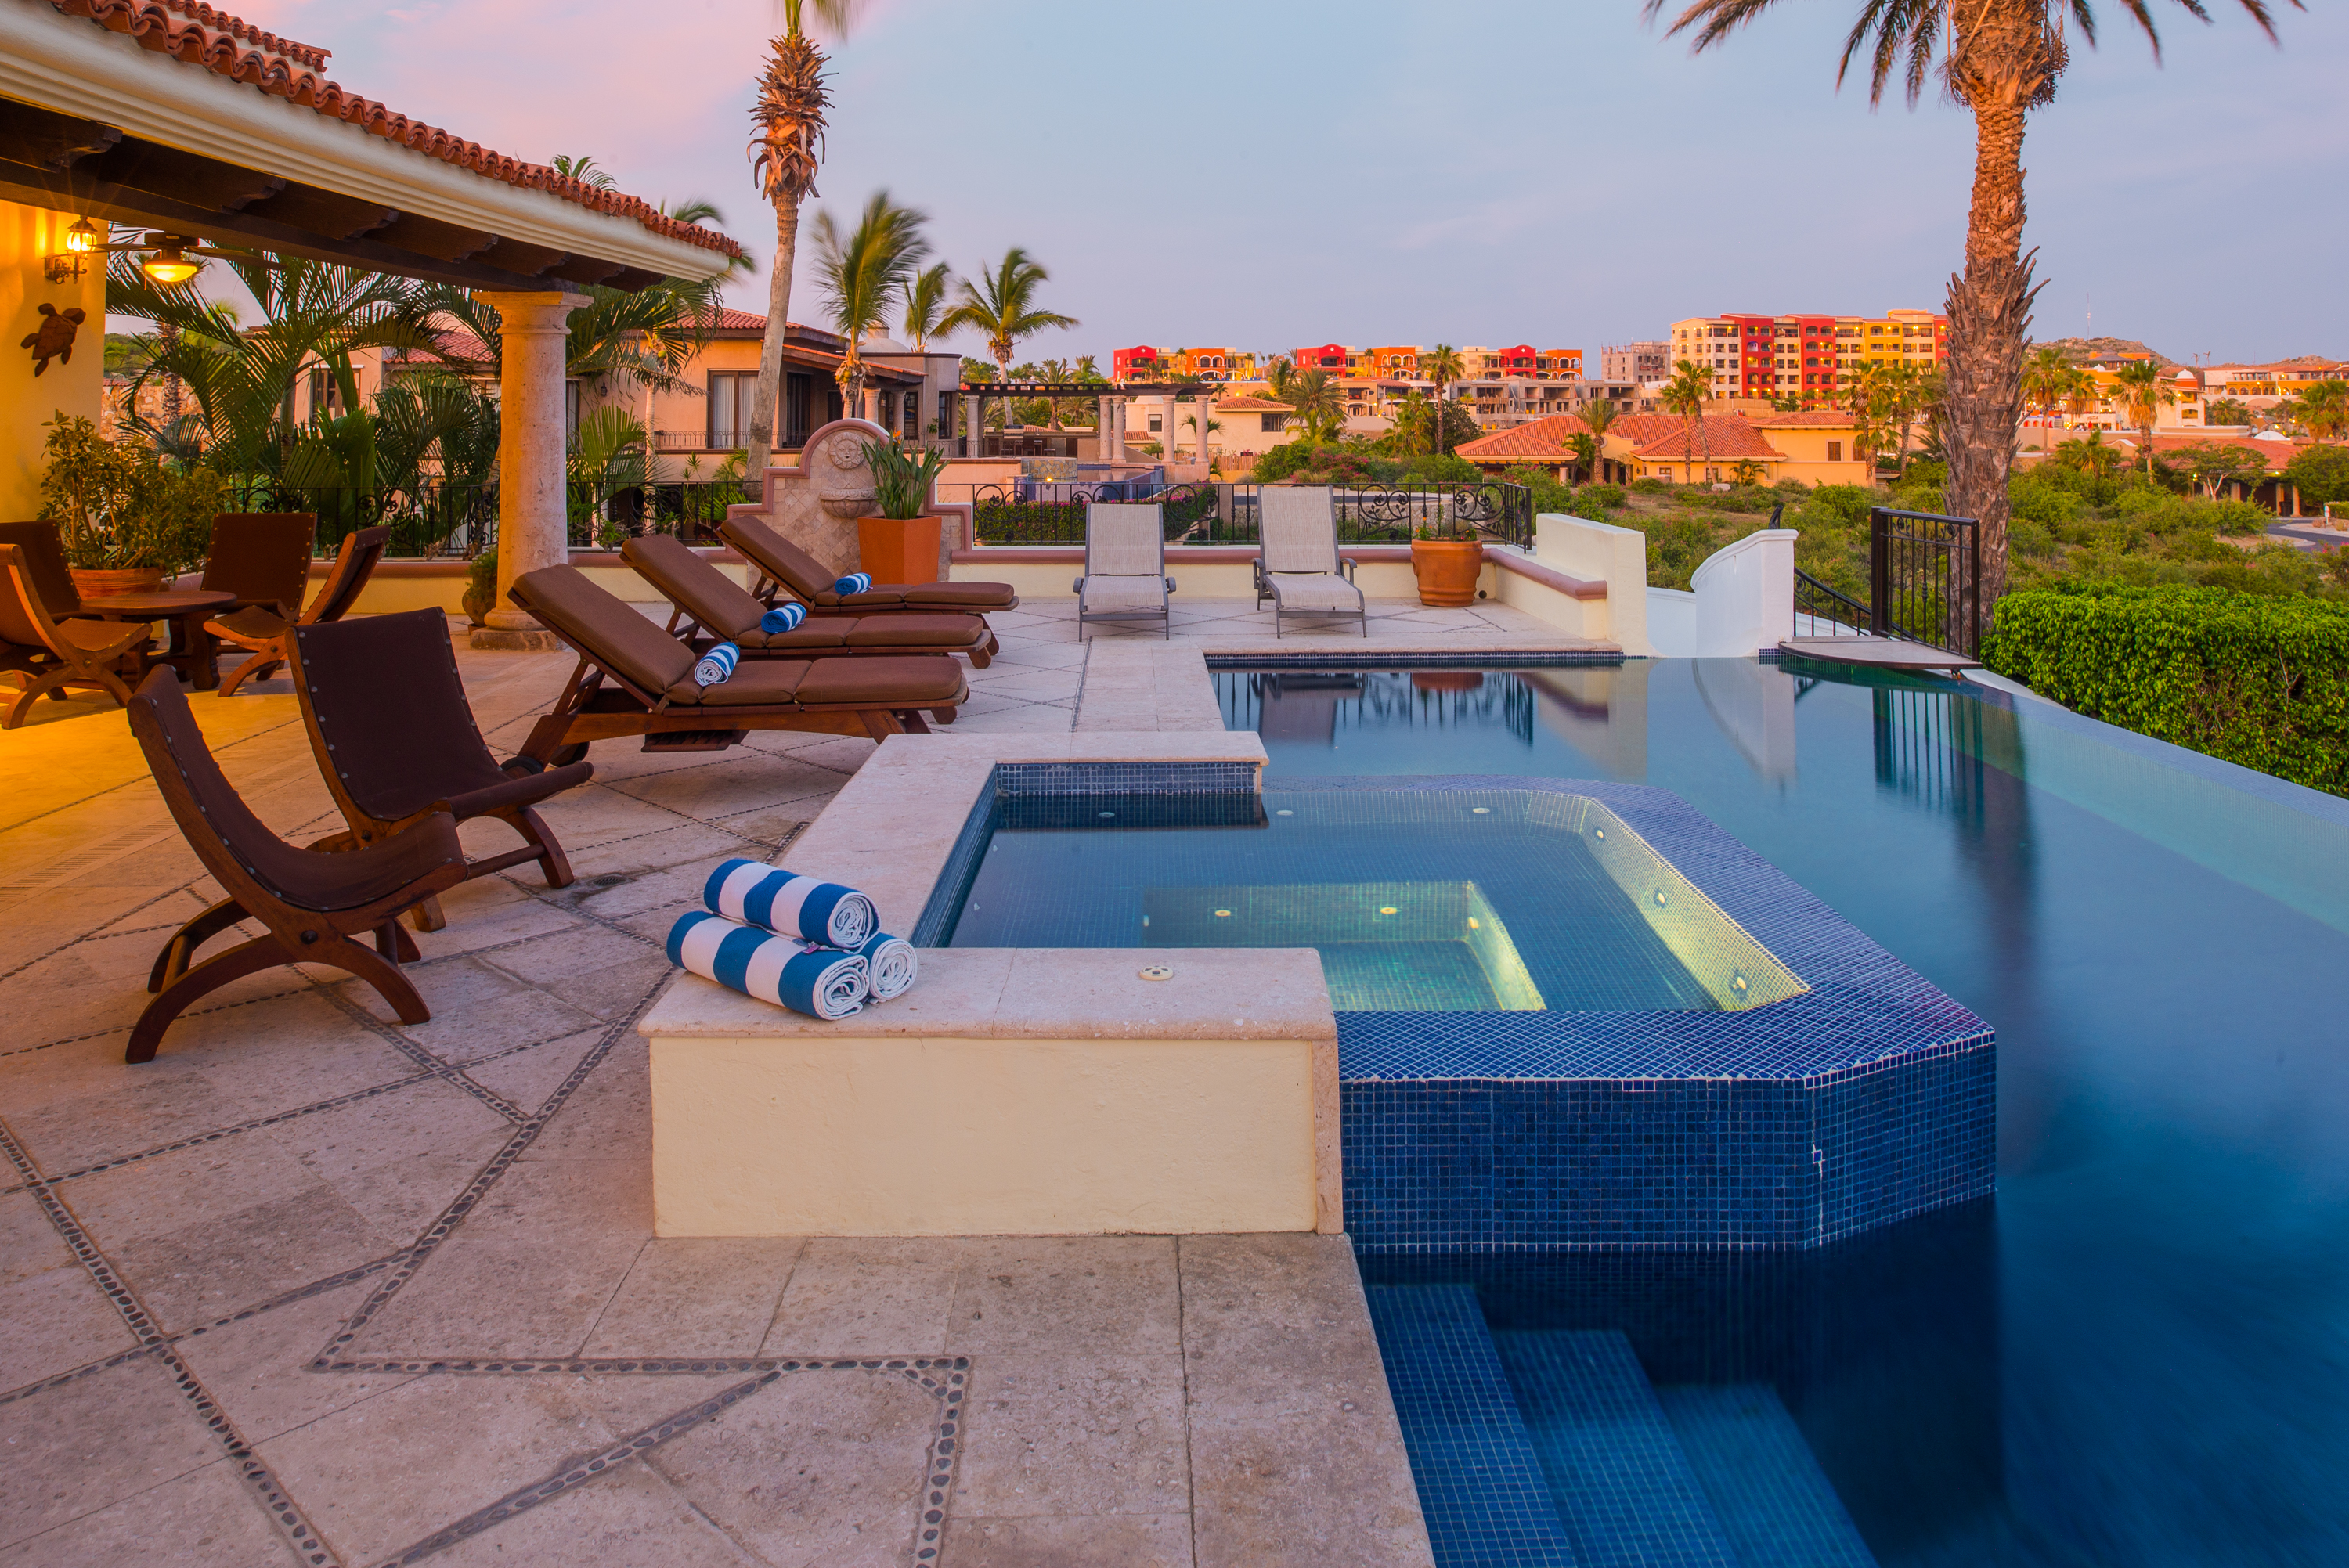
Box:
2 200 106 520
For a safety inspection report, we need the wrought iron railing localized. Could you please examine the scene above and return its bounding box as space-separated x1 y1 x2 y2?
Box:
969 479 1534 550
222 479 496 560
1793 568 1873 639
1869 506 1983 657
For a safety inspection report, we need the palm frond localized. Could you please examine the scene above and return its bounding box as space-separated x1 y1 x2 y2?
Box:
749 33 832 204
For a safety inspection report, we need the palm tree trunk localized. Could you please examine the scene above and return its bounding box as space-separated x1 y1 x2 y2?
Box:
1940 81 2039 607
745 191 802 499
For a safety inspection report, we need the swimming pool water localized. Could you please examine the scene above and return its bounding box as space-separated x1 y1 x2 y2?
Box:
1218 661 2349 1567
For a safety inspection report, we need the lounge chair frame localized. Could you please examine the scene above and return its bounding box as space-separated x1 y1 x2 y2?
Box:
126 669 466 1063
0 537 154 727
284 608 593 932
1075 503 1177 640
620 535 996 668
719 511 1019 619
507 567 965 765
1252 485 1366 638
210 524 390 697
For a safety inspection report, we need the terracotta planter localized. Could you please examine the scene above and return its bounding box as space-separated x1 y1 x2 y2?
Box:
70 566 170 600
1409 538 1483 607
856 514 942 586
1411 671 1485 694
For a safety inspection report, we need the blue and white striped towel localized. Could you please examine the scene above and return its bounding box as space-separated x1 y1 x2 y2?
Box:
703 857 877 948
759 601 806 635
851 932 918 1000
693 641 740 687
666 911 868 1020
833 572 872 595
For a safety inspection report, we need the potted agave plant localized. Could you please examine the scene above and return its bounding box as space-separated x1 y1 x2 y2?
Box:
857 438 949 585
1409 517 1483 607
38 414 222 597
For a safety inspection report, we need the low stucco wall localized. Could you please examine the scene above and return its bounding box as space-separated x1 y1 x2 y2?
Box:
1534 513 1650 654
1645 528 1797 658
648 1028 1321 1236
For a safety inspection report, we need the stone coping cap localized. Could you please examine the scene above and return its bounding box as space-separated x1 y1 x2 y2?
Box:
645 946 1337 1041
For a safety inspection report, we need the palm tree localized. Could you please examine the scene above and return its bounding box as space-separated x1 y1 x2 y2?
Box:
2111 360 2165 477
1262 356 1297 403
2287 379 2349 442
745 0 852 491
901 261 952 351
811 189 929 423
550 153 619 190
1660 360 1712 483
2020 344 2073 449
1423 344 1466 453
1651 0 2296 600
1579 396 1618 483
419 279 723 402
1286 369 1345 443
936 247 1079 383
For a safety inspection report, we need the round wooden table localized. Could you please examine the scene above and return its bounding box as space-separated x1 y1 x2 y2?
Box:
78 589 237 691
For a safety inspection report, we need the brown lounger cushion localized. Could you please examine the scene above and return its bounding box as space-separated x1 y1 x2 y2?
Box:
723 514 1015 610
511 564 696 696
896 582 1019 609
738 621 853 651
621 534 767 637
792 654 969 706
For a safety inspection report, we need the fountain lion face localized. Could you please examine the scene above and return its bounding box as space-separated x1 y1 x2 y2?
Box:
811 427 878 519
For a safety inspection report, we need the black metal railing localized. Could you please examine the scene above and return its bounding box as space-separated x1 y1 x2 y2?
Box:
1793 568 1873 638
1869 506 1983 657
969 480 1534 550
223 480 496 560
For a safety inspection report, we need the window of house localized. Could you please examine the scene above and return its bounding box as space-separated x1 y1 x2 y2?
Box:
1261 413 1286 432
1828 440 1842 462
709 372 762 449
1149 416 1162 432
936 391 956 441
875 389 896 431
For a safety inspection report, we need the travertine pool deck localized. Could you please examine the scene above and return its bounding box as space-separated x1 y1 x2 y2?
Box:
0 596 1578 1564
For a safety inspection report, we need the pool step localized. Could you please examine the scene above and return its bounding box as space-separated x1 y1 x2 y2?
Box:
1362 1284 1580 1567
1492 1330 1738 1568
1654 1385 1879 1568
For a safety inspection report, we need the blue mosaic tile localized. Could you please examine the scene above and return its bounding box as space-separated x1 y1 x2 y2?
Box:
1493 1330 1736 1568
1362 1284 1579 1567
1653 1385 1879 1568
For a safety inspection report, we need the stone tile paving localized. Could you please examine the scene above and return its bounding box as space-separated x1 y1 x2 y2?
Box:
0 606 1454 1566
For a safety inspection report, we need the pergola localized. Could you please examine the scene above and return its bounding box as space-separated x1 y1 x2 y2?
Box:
1 0 738 643
960 381 1219 463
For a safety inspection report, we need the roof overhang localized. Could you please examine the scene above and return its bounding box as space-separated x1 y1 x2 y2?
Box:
0 4 733 291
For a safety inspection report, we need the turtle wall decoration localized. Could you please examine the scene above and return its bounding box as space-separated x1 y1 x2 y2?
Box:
21 303 87 377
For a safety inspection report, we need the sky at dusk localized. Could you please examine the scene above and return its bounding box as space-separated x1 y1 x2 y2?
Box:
222 0 2345 365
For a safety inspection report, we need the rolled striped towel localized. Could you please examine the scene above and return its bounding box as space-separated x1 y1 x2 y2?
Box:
759 601 806 634
666 911 868 1020
853 932 918 1001
703 857 877 948
694 641 740 687
833 571 872 595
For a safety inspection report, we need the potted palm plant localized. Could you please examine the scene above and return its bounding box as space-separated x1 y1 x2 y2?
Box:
38 414 222 597
858 438 948 583
1409 517 1483 607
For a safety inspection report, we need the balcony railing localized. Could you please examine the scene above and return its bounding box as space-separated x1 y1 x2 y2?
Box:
969 480 1533 550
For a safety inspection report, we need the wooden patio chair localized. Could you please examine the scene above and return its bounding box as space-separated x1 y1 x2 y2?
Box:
1075 503 1176 640
505 564 969 765
719 512 1019 617
208 524 389 697
285 607 595 932
125 668 466 1063
0 538 154 728
1254 485 1366 638
621 533 996 667
199 512 315 618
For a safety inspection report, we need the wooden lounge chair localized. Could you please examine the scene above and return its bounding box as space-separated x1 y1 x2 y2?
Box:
208 524 389 697
506 563 969 765
1254 485 1366 638
125 668 466 1063
199 512 315 617
0 536 154 727
1075 503 1175 640
621 533 997 667
719 512 1019 617
285 607 594 932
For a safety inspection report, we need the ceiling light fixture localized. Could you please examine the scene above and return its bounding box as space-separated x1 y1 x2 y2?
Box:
139 235 202 286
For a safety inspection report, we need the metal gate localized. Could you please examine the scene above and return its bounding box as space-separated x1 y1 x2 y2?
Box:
1868 507 1983 658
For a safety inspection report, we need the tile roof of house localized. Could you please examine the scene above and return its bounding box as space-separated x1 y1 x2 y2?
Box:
46 0 742 261
1211 396 1294 411
1454 414 1593 461
1749 409 1860 427
2110 432 2311 470
1625 416 1788 461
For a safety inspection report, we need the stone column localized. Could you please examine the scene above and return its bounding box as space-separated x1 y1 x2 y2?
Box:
1110 396 1126 461
1157 395 1176 465
474 290 588 648
1097 395 1111 461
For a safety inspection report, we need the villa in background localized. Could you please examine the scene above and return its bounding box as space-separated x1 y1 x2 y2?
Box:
1602 341 1671 384
1670 309 1950 404
2200 358 2349 413
1456 408 1875 488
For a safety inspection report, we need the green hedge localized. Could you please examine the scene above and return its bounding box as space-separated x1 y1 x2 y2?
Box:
1981 585 2349 795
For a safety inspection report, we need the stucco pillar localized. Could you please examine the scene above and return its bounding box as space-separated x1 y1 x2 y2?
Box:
1157 395 1175 463
1196 396 1214 467
1110 397 1126 461
1096 395 1110 461
475 290 588 648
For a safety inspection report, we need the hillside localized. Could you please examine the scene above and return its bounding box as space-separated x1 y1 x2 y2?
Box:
2031 336 2171 367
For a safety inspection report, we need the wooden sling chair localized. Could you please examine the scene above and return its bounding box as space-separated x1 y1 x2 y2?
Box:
199 512 315 618
621 533 996 668
209 524 389 697
125 668 466 1063
0 535 154 728
505 564 969 765
285 608 595 932
718 512 1019 618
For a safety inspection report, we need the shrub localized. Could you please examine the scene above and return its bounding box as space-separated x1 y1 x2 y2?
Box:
1581 483 1626 511
1805 485 1875 524
36 414 222 574
1630 477 1672 494
1404 454 1482 486
2285 444 2349 508
2008 471 2084 528
1982 585 2349 795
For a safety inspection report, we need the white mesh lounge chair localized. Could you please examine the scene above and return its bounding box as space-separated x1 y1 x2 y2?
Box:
1075 503 1176 640
1253 485 1365 637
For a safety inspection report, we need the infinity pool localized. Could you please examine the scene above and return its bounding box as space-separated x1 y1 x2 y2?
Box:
1216 660 2349 1567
